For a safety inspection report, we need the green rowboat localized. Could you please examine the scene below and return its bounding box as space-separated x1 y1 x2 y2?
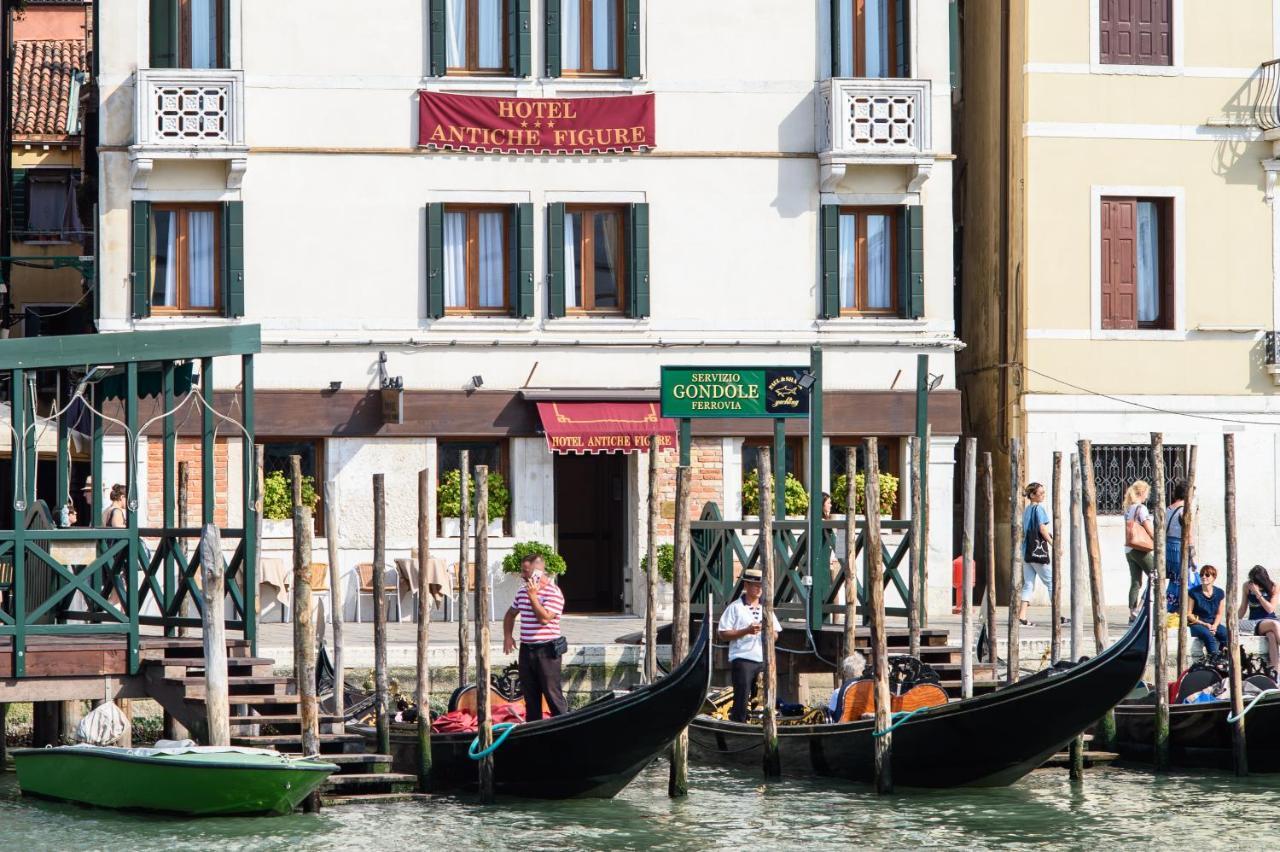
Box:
13 744 338 816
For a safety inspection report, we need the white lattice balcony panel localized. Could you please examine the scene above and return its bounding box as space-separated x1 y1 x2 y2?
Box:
130 68 247 190
816 78 934 192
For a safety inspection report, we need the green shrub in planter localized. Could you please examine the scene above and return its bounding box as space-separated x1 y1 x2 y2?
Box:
640 543 675 583
262 470 319 521
831 471 900 516
501 540 567 576
437 468 511 521
741 469 809 516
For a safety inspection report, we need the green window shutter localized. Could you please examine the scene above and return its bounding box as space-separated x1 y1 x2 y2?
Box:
429 0 447 76
131 201 152 319
149 0 178 68
819 204 839 319
830 0 842 77
547 202 566 318
512 203 535 317
426 203 445 319
221 201 244 317
545 0 561 77
894 0 910 77
219 0 231 68
948 0 960 89
628 202 650 318
907 205 924 318
509 0 531 77
623 0 641 78
10 169 28 234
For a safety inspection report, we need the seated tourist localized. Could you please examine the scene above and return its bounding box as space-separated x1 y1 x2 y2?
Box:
826 653 867 721
1238 565 1280 679
1187 564 1228 656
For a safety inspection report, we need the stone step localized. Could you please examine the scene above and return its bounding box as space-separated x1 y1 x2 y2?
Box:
321 792 428 807
324 753 394 774
321 772 418 795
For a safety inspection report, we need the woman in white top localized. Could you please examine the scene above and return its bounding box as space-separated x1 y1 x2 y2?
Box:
1123 480 1155 619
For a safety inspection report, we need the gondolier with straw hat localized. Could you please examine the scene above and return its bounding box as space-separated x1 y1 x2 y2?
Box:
718 566 781 723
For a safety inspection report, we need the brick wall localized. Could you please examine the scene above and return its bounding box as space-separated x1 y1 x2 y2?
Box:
146 438 229 527
654 438 723 538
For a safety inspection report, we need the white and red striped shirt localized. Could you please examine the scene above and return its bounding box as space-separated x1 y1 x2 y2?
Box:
510 580 565 644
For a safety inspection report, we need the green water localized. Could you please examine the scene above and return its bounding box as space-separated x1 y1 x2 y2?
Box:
1 761 1274 850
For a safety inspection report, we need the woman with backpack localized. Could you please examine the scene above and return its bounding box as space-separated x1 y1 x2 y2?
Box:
1018 482 1053 627
1123 481 1155 620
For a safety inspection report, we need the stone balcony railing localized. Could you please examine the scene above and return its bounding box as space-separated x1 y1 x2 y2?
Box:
130 68 248 189
816 77 933 192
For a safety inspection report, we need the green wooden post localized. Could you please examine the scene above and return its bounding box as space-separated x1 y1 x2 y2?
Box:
162 361 176 635
21 373 35 505
678 418 691 467
12 369 27 677
772 418 785 521
55 383 69 518
241 354 257 653
914 353 929 627
808 345 826 630
200 358 214 526
126 362 140 674
91 384 103 526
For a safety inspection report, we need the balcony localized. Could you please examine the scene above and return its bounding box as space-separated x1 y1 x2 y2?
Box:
816 77 933 192
129 68 247 190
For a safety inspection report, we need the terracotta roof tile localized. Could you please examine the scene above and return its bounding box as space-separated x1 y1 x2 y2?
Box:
12 39 86 137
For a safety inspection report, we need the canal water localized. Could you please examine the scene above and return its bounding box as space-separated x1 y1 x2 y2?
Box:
1 760 1274 850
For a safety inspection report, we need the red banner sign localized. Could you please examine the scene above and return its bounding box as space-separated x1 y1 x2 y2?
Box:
418 91 655 154
536 402 675 455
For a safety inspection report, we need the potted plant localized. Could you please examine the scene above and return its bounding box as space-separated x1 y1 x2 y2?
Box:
261 470 319 538
639 542 674 583
438 468 510 537
830 471 900 517
741 469 809 518
501 540 567 576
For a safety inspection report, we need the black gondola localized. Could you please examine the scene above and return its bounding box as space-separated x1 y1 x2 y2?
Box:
687 601 1151 788
1112 688 1280 771
352 618 711 799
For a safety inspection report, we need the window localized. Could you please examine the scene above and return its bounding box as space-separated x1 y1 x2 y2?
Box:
560 0 621 76
443 206 510 313
837 208 899 315
565 206 626 312
260 440 325 535
13 169 84 243
150 0 229 69
1100 197 1171 330
446 0 508 74
1091 443 1187 515
832 0 903 78
151 204 221 314
830 438 901 516
1099 0 1171 66
743 438 804 488
437 440 510 533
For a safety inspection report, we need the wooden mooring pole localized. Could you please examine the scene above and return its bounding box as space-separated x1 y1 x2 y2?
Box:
907 437 922 658
1224 434 1248 776
983 452 998 681
1069 452 1085 781
372 473 390 758
291 456 320 811
1150 434 1170 771
457 451 471 689
416 469 433 791
1051 453 1063 664
474 466 495 803
844 447 857 661
644 445 659 684
1175 446 1198 679
960 438 975 699
325 479 344 720
668 465 691 798
1078 440 1114 749
1008 437 1023 684
199 523 230 748
758 449 780 777
866 438 892 794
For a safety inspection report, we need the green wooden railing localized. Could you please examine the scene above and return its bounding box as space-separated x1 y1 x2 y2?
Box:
690 502 912 630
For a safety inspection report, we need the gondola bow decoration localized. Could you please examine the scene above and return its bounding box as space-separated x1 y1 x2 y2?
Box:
418 92 655 154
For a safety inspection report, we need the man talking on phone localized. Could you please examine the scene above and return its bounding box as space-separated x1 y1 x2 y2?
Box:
503 553 567 720
718 567 781 723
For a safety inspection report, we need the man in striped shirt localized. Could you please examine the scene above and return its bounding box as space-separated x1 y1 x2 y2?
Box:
503 554 568 720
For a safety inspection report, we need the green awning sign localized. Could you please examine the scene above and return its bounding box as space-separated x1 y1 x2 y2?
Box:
660 366 810 419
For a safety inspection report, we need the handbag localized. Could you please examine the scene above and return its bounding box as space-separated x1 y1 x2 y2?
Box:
1125 508 1154 552
1024 511 1050 564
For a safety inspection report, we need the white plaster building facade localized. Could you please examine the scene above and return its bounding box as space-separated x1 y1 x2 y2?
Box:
94 0 962 621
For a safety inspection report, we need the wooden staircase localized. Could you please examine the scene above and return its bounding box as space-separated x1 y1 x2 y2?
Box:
143 643 421 806
841 628 1003 698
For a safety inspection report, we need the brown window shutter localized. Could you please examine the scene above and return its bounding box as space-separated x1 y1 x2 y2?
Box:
1135 0 1172 66
1101 198 1138 330
1099 0 1135 65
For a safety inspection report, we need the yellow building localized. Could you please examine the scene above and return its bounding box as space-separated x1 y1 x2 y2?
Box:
959 0 1280 606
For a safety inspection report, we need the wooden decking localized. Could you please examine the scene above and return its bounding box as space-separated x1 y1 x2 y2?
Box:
0 634 251 679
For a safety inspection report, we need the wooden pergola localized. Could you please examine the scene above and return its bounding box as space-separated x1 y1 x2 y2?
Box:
0 325 260 677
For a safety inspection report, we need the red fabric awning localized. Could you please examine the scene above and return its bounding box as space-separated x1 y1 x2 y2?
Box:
536 402 676 455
